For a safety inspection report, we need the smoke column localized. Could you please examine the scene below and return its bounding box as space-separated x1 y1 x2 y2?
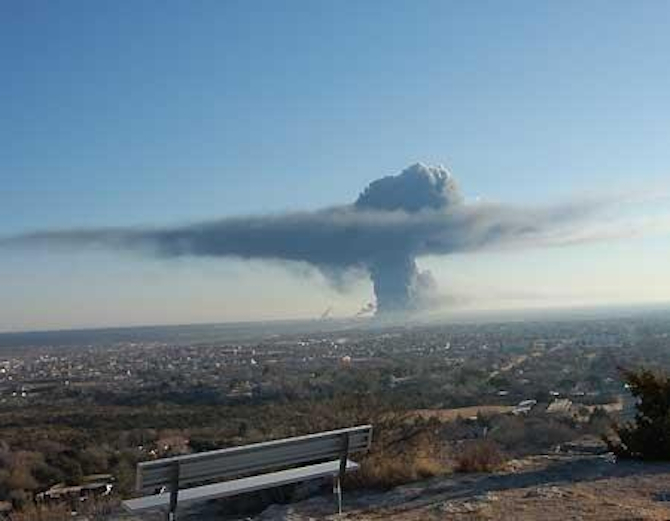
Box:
355 163 460 313
369 255 418 313
1 163 608 316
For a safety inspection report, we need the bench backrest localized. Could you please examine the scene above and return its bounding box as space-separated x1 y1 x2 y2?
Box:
136 425 373 493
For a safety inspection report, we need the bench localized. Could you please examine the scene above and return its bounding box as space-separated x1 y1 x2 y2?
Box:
122 424 373 520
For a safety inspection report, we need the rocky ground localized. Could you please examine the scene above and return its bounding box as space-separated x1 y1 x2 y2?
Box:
117 450 670 521
247 454 670 521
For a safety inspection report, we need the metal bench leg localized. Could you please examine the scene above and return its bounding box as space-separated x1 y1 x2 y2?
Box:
167 462 180 521
333 475 343 515
335 432 349 515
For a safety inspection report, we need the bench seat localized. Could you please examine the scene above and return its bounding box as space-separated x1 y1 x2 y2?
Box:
123 459 359 513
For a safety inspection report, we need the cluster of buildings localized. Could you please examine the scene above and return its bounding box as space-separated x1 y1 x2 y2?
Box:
0 315 653 417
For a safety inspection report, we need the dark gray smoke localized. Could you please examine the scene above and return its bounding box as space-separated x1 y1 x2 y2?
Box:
355 164 460 312
1 163 604 315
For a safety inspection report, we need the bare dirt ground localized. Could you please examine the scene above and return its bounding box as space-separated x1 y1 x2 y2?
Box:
251 454 670 521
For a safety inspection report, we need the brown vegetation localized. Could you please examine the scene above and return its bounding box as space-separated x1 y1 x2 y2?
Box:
409 405 514 422
351 415 447 489
6 497 116 521
454 439 507 473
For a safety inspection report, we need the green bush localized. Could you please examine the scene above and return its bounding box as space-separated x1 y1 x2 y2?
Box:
607 368 670 460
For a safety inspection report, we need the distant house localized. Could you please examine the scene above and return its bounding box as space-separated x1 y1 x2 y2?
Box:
390 375 414 388
227 380 253 399
512 399 537 415
546 398 573 415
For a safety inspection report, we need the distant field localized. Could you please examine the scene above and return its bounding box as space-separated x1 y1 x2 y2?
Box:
411 405 515 421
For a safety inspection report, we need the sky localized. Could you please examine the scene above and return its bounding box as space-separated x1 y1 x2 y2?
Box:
2 1 670 332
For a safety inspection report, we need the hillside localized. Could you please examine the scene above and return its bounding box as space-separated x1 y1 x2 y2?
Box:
139 452 670 521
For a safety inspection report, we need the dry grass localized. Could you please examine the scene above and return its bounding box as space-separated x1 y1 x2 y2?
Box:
7 498 118 521
454 439 507 473
410 405 514 422
356 449 446 489
7 504 71 521
349 414 448 489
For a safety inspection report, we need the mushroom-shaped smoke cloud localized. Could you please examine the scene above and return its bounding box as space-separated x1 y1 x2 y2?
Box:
1 163 606 316
354 164 460 313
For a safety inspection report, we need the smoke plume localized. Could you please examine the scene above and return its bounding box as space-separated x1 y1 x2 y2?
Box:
1 163 608 315
354 164 459 312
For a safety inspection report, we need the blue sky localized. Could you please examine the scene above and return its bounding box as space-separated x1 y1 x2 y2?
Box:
2 1 670 331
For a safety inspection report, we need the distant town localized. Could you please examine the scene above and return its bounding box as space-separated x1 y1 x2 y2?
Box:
1 310 669 516
1 313 659 412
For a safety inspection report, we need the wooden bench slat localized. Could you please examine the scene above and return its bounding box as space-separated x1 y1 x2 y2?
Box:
123 459 359 513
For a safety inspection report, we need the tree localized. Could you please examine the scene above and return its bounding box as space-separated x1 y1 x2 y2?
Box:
608 368 670 460
79 448 109 475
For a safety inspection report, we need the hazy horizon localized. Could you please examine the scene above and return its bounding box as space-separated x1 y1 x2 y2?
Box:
2 299 669 338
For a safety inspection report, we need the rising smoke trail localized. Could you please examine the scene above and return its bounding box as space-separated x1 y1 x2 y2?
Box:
1 163 612 315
